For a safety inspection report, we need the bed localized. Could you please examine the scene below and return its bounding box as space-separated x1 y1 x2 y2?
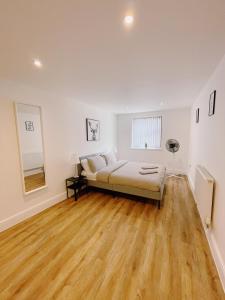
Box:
79 153 166 209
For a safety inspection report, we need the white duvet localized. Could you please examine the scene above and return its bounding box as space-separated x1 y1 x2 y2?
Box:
96 161 166 192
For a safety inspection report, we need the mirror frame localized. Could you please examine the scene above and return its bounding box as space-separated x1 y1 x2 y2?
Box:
14 102 48 195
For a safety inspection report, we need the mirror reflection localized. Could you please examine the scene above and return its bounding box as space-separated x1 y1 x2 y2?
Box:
16 103 46 193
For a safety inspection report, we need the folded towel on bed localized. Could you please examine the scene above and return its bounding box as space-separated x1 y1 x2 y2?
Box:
141 166 158 170
139 170 159 175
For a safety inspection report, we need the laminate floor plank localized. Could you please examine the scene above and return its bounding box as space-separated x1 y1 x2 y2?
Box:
0 177 224 300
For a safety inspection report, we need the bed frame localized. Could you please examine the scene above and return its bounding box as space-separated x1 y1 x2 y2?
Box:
79 153 165 209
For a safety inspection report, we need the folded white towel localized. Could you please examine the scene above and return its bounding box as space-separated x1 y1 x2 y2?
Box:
139 170 158 175
141 166 158 170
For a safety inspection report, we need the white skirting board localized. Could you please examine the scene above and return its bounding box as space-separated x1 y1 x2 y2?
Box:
188 176 225 293
0 192 66 233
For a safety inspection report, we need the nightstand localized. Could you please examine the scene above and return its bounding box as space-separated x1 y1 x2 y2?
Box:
66 176 88 201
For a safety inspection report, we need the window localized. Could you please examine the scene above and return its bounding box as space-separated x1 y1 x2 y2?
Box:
131 116 162 149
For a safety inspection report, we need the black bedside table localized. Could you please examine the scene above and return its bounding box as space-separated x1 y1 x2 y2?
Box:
66 176 88 201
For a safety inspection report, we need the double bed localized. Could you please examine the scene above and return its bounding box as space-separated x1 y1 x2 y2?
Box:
79 153 166 209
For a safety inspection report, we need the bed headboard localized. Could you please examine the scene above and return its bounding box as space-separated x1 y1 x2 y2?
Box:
79 152 103 162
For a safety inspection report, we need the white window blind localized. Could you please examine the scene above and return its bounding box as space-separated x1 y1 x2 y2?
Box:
131 116 162 149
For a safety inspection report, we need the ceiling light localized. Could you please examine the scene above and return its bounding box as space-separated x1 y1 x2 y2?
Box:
33 59 43 68
124 15 134 25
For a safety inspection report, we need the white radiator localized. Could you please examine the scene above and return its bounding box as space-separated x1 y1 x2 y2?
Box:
195 165 215 229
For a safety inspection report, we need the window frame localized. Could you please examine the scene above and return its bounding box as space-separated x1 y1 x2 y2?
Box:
130 116 162 150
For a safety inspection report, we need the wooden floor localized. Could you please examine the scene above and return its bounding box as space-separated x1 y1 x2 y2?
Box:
0 177 224 300
24 172 46 192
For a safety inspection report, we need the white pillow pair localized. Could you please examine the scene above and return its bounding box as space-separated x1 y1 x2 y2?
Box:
103 152 117 165
81 155 106 173
81 152 117 174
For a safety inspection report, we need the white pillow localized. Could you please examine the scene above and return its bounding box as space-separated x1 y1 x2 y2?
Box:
103 152 117 165
88 155 106 173
81 170 87 176
81 159 93 173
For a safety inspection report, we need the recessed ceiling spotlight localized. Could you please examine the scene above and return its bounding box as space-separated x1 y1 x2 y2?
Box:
33 59 43 68
124 15 134 25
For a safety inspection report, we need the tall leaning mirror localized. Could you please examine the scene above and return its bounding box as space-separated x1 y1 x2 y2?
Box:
15 103 47 194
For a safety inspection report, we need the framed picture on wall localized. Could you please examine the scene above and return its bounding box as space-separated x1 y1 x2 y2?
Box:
196 108 200 123
25 121 34 131
208 90 216 116
86 118 100 141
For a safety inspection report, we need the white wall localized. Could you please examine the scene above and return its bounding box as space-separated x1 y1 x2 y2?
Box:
117 108 190 174
0 80 116 230
188 55 225 290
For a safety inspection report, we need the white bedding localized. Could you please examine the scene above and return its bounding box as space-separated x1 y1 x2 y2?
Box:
96 161 166 192
81 160 127 181
95 160 127 183
81 170 97 181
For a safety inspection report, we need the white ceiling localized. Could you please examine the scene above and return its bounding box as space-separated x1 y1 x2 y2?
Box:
1 0 225 113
